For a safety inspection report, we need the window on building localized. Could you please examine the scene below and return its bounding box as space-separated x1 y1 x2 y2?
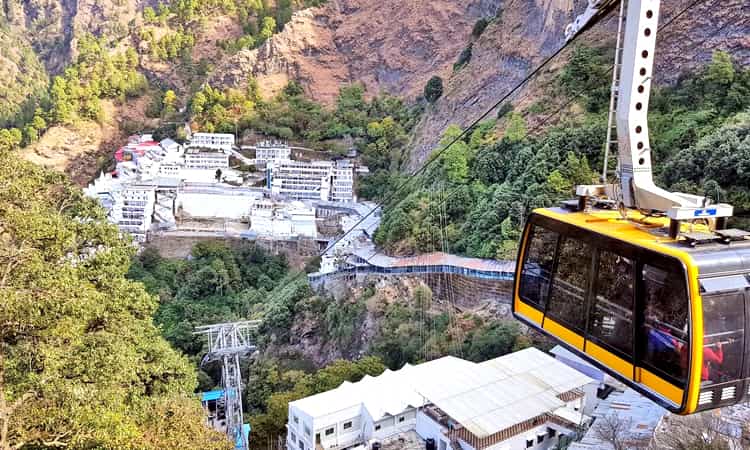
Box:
293 415 299 424
343 421 352 430
547 428 556 438
290 432 296 444
537 434 544 444
398 416 405 423
526 438 534 448
325 428 334 436
375 424 381 431
304 425 311 437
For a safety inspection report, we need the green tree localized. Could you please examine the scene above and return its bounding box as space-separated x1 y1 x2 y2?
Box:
0 153 231 449
0 128 22 152
143 6 157 23
438 125 470 184
504 112 527 142
163 89 178 115
424 76 444 103
260 16 277 40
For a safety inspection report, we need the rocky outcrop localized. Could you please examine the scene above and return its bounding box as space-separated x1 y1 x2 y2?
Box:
211 0 503 104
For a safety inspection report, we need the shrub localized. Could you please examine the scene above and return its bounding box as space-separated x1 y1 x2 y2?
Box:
424 76 444 103
472 18 489 38
454 44 473 71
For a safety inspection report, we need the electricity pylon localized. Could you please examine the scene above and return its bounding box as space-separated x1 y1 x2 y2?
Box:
196 321 260 450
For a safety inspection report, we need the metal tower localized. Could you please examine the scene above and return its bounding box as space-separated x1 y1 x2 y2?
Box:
196 321 260 450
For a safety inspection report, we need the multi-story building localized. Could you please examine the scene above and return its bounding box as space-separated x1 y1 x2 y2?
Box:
254 141 292 165
286 348 594 450
110 184 156 242
184 147 230 170
330 160 355 203
190 133 235 150
269 160 355 203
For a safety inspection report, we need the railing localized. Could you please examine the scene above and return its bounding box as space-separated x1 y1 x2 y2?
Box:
309 264 514 283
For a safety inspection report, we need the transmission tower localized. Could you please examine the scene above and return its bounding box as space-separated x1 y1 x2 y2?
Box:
195 320 260 450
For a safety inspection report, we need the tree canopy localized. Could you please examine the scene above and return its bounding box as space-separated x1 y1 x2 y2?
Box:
0 153 230 449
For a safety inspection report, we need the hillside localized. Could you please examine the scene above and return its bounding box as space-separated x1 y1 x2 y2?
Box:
406 0 750 166
211 0 503 103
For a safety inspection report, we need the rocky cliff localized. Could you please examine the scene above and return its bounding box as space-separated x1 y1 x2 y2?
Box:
208 0 748 166
211 0 503 104
407 0 750 167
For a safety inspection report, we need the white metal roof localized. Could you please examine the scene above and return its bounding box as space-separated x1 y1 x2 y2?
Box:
290 348 593 439
418 348 593 438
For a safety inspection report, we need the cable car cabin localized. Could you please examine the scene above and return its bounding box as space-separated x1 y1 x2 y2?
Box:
513 207 750 414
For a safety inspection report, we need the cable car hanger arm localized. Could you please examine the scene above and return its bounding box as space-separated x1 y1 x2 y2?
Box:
566 0 733 226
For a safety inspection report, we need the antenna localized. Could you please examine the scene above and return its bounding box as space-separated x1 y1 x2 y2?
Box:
195 320 261 450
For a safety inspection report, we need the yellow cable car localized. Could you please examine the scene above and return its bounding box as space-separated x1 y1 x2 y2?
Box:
513 208 750 414
512 0 746 414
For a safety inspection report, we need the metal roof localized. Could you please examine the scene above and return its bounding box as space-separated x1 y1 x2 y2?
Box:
290 348 593 439
352 248 516 274
569 388 666 450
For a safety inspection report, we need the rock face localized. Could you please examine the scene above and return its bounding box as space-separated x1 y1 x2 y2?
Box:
211 0 503 104
210 0 748 167
4 0 148 73
406 0 750 168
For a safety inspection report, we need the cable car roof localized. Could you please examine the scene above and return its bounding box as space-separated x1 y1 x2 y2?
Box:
534 207 750 277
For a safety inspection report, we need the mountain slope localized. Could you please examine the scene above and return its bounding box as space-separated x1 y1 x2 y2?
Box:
211 0 503 104
406 0 750 167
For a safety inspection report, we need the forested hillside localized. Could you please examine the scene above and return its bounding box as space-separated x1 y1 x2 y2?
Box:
128 241 535 448
375 50 750 258
0 153 231 449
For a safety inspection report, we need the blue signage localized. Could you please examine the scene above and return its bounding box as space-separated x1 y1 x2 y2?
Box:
694 208 718 217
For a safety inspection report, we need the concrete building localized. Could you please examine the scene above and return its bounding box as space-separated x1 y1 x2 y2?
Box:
184 147 230 170
177 185 264 220
269 160 355 203
190 132 235 150
111 184 156 242
250 200 317 238
286 348 593 450
254 140 292 165
569 389 666 450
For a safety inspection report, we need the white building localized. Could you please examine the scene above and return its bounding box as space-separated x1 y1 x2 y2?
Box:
250 200 317 238
269 160 355 203
190 133 235 150
569 389 665 450
184 147 230 170
177 185 263 220
254 141 292 165
287 348 593 450
111 184 156 242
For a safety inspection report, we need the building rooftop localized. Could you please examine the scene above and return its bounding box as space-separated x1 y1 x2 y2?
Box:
290 348 593 439
186 146 228 154
352 248 516 274
569 388 666 450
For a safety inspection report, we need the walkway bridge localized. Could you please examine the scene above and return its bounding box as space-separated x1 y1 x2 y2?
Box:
309 248 516 304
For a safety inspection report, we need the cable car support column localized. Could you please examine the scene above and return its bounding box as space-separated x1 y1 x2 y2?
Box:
571 0 733 236
196 321 261 450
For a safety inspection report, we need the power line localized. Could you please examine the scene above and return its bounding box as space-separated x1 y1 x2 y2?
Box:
429 0 741 214
268 0 727 305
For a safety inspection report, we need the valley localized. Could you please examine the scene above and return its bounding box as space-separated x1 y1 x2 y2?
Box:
0 0 749 449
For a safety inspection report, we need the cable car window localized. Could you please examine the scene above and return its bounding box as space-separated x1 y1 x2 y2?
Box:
589 250 634 357
519 225 559 308
701 289 744 385
640 264 689 386
546 237 593 333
